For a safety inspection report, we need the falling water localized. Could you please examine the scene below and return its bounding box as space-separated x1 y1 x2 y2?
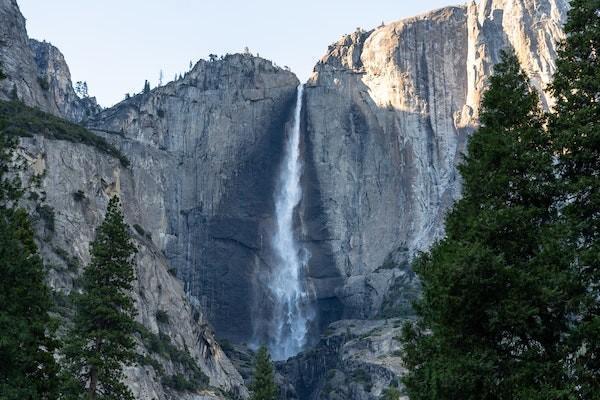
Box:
268 84 312 360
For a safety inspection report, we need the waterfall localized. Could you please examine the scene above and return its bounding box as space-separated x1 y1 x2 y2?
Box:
268 84 312 360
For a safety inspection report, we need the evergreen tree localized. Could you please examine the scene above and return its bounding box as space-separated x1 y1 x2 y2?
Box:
549 1 600 397
0 132 59 399
143 80 150 94
0 63 6 80
249 346 277 400
63 196 137 400
401 51 574 399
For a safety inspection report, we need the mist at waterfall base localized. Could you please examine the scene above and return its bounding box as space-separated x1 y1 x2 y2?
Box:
265 85 315 361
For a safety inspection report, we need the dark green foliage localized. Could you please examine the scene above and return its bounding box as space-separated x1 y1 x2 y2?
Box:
381 386 401 400
0 131 59 399
249 346 277 400
0 63 6 81
350 368 372 391
36 204 55 232
72 190 85 202
132 223 145 236
134 323 209 392
63 196 137 400
401 51 575 399
549 2 600 397
155 309 169 324
143 80 150 94
52 246 80 272
132 223 152 240
161 374 198 391
218 338 234 353
37 76 50 91
10 84 18 101
0 100 129 167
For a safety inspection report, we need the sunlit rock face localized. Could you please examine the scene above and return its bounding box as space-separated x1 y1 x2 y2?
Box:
302 0 568 320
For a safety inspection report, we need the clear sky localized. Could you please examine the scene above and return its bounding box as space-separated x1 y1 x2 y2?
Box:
18 0 457 107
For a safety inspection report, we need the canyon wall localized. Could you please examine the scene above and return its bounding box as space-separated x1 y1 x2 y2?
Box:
0 0 570 397
302 0 568 319
0 0 99 121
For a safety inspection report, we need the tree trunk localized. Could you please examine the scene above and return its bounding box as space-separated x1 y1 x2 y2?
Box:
88 365 97 400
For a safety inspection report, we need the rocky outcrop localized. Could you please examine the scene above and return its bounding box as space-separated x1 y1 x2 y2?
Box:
19 136 247 399
0 0 99 121
86 54 301 344
302 0 568 319
3 1 572 397
278 319 407 400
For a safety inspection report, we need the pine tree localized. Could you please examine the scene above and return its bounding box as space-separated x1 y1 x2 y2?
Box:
143 80 150 94
401 51 574 399
63 196 137 400
249 347 277 400
549 1 600 397
0 132 59 399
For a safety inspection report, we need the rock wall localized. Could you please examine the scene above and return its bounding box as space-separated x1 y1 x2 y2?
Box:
19 136 247 399
2 1 572 394
0 0 99 121
86 54 303 344
302 0 568 319
278 319 407 400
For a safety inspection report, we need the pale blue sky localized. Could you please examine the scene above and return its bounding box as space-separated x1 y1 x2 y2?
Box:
19 0 457 107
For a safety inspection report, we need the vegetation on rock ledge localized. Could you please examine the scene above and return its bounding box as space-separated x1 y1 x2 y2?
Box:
0 100 129 167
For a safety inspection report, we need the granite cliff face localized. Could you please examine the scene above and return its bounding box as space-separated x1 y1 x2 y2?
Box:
302 0 568 319
19 136 247 399
0 0 100 121
86 55 303 344
1 0 571 398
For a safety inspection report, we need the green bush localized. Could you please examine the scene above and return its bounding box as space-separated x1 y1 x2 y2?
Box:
37 77 50 91
133 323 209 392
133 223 146 236
72 190 85 201
155 310 169 324
36 204 55 232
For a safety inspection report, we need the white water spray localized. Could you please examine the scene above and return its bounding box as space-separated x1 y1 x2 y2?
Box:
268 84 312 360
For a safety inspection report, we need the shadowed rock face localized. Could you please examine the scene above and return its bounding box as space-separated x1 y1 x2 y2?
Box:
302 0 568 319
87 55 304 343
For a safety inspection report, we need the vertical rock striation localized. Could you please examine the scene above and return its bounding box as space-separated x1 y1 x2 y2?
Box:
302 0 568 319
87 54 301 344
